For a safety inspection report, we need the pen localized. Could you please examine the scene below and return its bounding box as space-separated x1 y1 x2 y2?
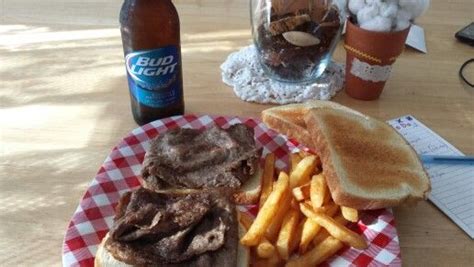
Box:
420 155 474 164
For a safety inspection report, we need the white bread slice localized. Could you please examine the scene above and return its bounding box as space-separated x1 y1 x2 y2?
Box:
304 108 431 210
95 223 250 267
232 166 263 205
261 101 364 149
95 233 131 267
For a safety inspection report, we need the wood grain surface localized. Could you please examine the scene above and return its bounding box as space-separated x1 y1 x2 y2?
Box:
1 0 473 266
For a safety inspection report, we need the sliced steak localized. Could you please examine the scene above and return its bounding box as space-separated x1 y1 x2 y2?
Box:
141 124 261 190
105 188 238 267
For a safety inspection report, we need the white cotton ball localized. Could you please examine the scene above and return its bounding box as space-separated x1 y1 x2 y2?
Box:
348 0 365 15
395 19 411 31
380 2 398 18
399 0 430 19
396 9 412 23
357 5 380 24
395 9 412 31
398 0 413 7
360 16 392 32
366 0 380 5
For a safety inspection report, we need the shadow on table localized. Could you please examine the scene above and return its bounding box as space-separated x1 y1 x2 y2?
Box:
0 22 252 266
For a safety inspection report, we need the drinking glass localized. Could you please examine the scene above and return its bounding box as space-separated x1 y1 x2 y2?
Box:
250 0 344 83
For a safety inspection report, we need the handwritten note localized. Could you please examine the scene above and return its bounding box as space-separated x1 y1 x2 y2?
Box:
388 115 474 239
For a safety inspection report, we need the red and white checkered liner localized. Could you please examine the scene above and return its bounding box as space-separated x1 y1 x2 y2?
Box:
62 115 401 267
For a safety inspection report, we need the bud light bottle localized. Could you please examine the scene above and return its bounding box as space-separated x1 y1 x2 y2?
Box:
120 0 184 125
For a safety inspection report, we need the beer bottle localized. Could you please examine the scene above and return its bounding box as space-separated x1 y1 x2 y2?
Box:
119 0 184 125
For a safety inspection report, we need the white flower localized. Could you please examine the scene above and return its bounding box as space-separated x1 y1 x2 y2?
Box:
366 0 381 5
357 5 380 25
347 0 430 32
395 9 412 30
361 16 393 32
348 0 365 15
380 2 398 18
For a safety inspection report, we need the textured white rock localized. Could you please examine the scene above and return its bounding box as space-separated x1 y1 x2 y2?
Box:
283 31 321 47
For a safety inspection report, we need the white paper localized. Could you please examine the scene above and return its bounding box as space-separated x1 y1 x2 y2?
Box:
406 24 427 53
388 115 474 239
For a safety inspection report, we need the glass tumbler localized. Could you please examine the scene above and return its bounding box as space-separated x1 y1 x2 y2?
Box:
250 0 344 83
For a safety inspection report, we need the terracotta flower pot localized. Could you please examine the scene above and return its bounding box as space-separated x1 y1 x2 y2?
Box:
344 20 410 100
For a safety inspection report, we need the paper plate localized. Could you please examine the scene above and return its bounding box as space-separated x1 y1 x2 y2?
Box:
62 114 401 266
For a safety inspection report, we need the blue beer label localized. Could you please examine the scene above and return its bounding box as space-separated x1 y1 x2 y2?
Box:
125 46 181 108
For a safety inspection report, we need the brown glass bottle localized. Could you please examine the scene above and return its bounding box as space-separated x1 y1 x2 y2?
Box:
120 0 184 125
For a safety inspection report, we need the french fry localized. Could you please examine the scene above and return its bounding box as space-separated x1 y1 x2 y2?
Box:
298 150 312 158
276 208 301 260
290 153 302 172
299 218 321 254
290 198 300 210
302 200 338 215
290 155 317 188
300 203 368 249
313 214 348 245
266 156 314 242
266 190 292 242
239 212 276 258
298 202 339 254
312 228 330 246
289 219 305 254
259 153 275 208
318 201 339 214
241 172 289 246
310 174 328 208
286 236 344 267
256 240 276 259
299 150 322 170
341 206 359 222
323 187 332 204
253 254 282 267
253 259 271 267
292 182 311 201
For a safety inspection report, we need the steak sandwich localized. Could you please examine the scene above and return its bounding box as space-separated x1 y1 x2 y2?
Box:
95 188 248 267
141 124 263 204
262 101 431 210
96 124 262 266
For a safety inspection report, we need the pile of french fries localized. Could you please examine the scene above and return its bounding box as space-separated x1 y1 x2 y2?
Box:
240 152 368 267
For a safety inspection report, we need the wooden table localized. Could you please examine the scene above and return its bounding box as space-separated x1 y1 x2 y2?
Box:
1 0 473 266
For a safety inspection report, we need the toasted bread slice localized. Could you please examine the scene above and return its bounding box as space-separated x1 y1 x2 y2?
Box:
261 101 364 148
304 108 431 210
